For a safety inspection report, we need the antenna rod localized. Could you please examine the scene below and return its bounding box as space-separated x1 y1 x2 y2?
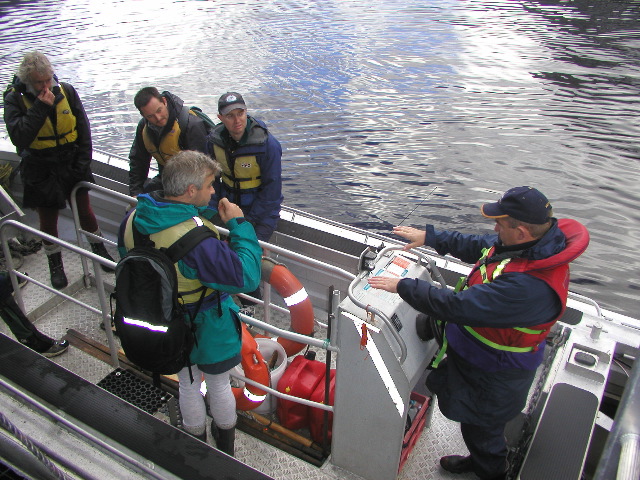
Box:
397 186 438 227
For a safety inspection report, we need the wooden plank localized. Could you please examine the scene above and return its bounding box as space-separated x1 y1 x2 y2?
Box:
64 329 325 467
65 329 179 395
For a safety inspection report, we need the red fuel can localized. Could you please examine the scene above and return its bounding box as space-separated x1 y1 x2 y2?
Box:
309 369 336 444
276 355 326 430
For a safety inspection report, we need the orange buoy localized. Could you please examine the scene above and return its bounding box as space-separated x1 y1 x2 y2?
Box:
233 323 270 410
260 258 315 356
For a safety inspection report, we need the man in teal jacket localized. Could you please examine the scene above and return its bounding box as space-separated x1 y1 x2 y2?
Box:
118 150 262 456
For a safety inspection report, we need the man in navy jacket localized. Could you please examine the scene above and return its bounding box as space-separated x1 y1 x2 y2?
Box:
369 186 589 480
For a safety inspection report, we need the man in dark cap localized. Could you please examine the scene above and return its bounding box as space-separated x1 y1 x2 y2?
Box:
206 92 283 313
206 92 282 243
368 186 589 480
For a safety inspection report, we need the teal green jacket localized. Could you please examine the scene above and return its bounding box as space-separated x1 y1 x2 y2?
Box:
118 193 262 368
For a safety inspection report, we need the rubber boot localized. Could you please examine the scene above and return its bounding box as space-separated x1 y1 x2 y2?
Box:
184 428 206 442
213 422 235 456
47 252 68 290
90 242 115 272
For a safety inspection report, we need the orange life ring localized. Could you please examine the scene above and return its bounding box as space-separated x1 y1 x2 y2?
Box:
233 323 270 411
260 258 315 356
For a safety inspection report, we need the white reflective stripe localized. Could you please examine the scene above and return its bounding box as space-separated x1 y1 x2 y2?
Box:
243 388 267 402
192 216 204 226
283 287 308 307
352 316 404 417
123 317 168 333
343 311 380 333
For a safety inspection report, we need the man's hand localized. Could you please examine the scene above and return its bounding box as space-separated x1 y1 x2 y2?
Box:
367 276 401 293
392 226 426 251
218 198 244 223
37 87 55 106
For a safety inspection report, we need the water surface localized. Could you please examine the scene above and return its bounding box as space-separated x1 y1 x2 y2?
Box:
1 0 639 317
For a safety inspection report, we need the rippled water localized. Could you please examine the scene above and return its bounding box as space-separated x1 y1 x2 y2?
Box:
1 0 639 317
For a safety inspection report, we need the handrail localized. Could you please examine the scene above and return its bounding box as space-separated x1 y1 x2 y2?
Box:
347 246 441 364
0 377 169 480
65 181 355 415
231 371 333 412
593 359 640 480
568 291 605 320
70 181 134 282
346 245 449 364
239 310 339 353
348 268 408 364
68 180 356 353
619 434 640 480
0 219 119 367
0 184 24 220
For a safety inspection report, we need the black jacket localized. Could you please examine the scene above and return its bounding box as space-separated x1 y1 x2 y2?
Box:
128 91 209 197
3 76 94 209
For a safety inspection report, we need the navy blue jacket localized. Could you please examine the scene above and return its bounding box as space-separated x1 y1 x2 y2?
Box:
206 116 282 241
397 221 565 372
398 221 566 426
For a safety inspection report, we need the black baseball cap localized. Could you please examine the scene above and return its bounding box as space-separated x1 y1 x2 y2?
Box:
218 92 246 115
481 186 552 224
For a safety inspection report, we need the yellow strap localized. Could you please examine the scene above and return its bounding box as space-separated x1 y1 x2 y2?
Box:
514 326 545 334
463 326 535 352
431 333 448 369
437 248 535 362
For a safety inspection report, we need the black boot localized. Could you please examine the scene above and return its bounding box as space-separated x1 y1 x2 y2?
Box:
90 242 115 272
47 252 68 290
440 455 474 474
212 422 235 456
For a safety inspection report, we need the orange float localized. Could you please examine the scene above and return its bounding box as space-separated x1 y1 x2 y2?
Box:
260 258 315 356
233 323 270 410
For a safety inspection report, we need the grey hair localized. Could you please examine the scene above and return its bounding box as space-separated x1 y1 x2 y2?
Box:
16 51 53 85
505 215 553 239
162 150 221 197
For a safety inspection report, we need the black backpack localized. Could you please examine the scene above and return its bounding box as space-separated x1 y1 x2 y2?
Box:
111 216 217 384
177 105 217 149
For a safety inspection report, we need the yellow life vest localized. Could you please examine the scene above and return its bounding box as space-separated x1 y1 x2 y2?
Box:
141 119 182 166
124 214 220 304
21 84 78 150
212 144 261 190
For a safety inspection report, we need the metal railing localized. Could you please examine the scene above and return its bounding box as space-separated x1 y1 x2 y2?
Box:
0 219 119 367
66 181 355 413
593 359 640 480
0 184 24 223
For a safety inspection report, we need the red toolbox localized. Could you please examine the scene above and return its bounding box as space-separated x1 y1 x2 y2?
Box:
399 392 431 472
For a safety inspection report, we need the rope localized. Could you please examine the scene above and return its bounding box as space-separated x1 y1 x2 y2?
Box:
0 162 13 190
0 237 43 270
0 411 70 480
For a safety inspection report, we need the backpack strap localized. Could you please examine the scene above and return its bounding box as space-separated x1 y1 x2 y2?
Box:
177 105 191 150
189 106 217 130
164 217 218 318
164 222 217 263
131 213 155 249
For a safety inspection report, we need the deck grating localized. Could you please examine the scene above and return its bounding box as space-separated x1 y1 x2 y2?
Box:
97 368 171 415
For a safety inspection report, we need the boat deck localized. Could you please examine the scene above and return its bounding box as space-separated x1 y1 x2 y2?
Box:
1 170 637 480
0 234 476 480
